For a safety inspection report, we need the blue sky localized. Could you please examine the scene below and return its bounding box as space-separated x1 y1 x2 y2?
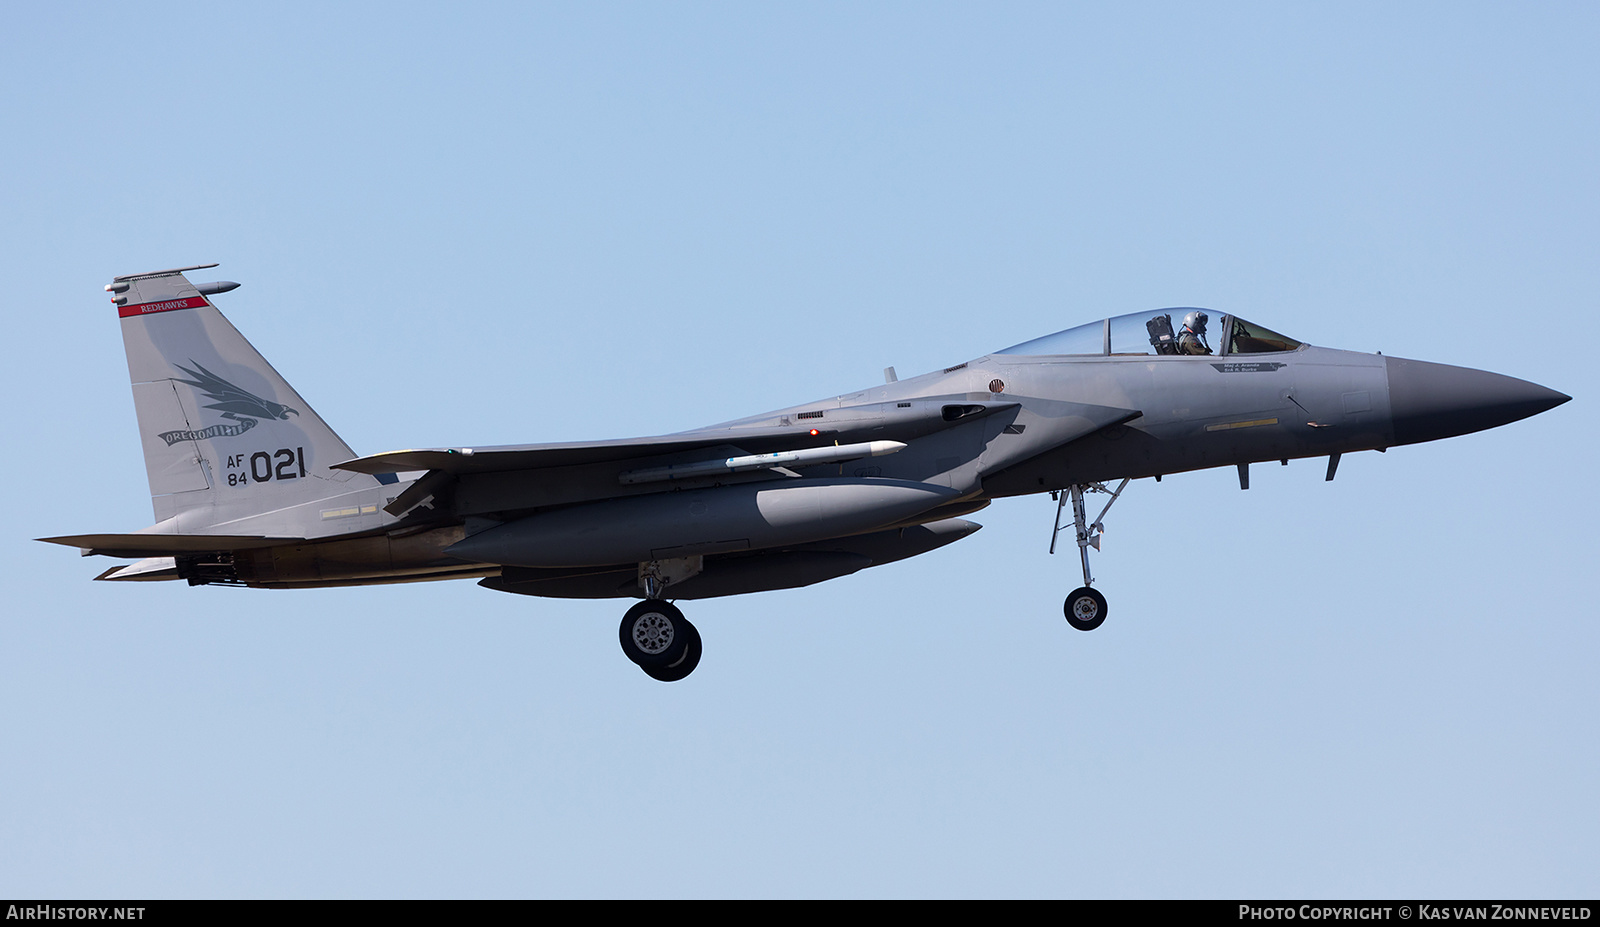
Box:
2 2 1595 898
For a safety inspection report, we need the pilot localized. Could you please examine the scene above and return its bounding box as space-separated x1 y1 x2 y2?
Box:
1178 310 1212 355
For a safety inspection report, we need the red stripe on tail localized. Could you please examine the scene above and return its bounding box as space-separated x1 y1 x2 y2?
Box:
118 297 210 318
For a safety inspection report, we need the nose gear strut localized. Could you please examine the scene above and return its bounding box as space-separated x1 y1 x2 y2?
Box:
1048 479 1129 631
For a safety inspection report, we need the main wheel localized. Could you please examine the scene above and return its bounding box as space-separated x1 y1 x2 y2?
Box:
641 618 702 682
1063 587 1107 631
620 599 689 668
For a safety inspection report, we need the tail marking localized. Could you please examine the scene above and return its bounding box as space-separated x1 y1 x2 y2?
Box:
156 359 301 447
117 296 211 318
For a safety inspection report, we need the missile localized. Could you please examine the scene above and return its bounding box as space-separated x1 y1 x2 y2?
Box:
618 440 906 485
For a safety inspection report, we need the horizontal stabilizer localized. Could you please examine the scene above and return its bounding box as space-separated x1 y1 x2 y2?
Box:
95 557 180 581
38 533 300 558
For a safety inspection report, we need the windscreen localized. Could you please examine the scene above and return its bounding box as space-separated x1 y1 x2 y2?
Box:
1225 317 1302 354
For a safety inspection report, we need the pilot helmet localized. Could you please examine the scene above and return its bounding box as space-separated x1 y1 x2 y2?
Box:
1182 310 1208 334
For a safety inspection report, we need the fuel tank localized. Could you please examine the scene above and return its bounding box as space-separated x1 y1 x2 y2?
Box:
479 516 985 599
446 477 963 568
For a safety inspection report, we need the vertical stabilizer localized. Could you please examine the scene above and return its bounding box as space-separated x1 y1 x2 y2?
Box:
109 265 384 530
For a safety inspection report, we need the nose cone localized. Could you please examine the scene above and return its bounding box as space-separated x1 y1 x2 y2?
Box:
1385 356 1571 447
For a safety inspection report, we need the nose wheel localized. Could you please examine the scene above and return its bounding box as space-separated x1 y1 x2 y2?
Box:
1064 586 1107 631
1049 480 1128 632
619 598 703 681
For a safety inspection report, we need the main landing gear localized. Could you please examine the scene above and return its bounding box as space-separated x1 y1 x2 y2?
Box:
1049 480 1129 632
619 599 703 681
618 559 703 681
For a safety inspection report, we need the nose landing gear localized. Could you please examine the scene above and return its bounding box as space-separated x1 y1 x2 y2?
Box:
1049 479 1128 632
1064 586 1107 631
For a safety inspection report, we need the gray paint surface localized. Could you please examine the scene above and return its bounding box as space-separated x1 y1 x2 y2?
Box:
42 275 1568 628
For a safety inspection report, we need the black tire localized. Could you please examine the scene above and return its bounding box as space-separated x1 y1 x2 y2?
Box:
619 599 690 668
641 618 701 682
1063 586 1107 631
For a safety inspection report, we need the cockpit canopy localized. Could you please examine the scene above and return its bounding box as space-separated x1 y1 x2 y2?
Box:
996 309 1303 357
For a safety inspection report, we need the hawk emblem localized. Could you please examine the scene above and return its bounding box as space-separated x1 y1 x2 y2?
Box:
157 360 299 446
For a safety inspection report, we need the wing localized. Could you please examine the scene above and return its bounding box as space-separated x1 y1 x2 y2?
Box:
330 427 842 475
332 402 1026 476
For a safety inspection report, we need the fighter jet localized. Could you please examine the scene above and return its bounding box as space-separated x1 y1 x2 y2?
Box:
41 264 1571 681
